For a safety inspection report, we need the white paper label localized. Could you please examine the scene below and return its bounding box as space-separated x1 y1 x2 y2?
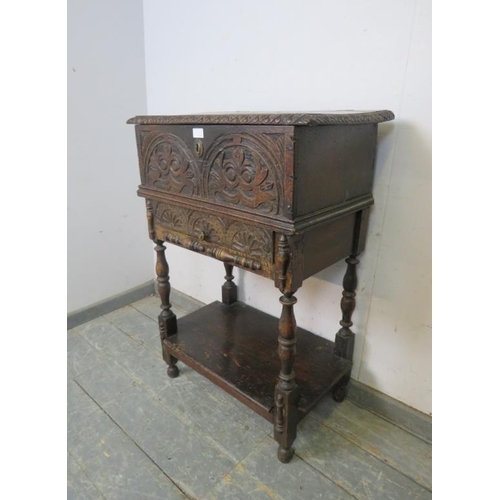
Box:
193 128 204 138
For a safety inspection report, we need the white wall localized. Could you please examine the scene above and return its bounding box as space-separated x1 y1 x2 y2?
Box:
143 0 431 414
68 0 152 312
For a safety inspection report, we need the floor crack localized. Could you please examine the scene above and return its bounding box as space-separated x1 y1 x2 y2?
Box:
74 380 197 500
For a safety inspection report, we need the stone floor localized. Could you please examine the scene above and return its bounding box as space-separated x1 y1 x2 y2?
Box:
68 291 432 500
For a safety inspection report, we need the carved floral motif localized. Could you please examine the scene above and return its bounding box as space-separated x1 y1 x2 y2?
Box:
206 135 281 215
228 223 272 258
153 203 272 261
154 205 186 230
191 216 224 244
141 131 285 215
145 134 199 195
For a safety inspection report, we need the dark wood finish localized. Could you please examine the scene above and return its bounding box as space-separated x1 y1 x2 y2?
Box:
294 125 378 217
301 207 371 280
134 125 294 221
127 110 394 126
333 209 366 400
154 240 179 378
334 254 359 362
152 201 275 277
138 184 370 235
129 110 394 463
301 213 355 280
222 263 237 305
164 301 351 419
274 235 300 462
274 292 299 463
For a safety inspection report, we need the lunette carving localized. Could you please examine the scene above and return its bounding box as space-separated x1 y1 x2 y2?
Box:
155 204 187 230
153 202 272 262
205 134 282 215
140 130 288 217
143 132 199 195
191 215 225 244
227 222 272 259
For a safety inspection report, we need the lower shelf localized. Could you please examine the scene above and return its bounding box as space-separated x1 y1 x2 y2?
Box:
164 301 352 423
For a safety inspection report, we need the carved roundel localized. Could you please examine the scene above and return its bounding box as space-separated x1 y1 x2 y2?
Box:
204 134 282 215
143 132 199 196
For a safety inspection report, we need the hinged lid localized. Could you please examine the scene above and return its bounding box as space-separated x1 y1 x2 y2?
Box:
127 110 394 126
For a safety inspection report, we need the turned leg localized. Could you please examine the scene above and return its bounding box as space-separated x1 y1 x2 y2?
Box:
275 292 299 462
334 253 359 363
332 211 365 401
154 240 179 378
221 263 237 305
332 255 358 401
274 235 299 463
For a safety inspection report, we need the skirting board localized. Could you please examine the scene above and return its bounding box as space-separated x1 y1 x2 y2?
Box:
348 380 431 444
67 280 155 330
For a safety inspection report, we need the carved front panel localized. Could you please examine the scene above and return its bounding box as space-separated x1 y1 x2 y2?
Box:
153 202 274 275
204 133 283 215
140 130 200 195
137 126 288 218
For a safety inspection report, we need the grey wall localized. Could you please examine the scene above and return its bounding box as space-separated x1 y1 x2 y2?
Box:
68 0 152 312
143 0 432 414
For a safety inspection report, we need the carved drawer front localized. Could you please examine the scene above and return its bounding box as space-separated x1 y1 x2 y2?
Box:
136 125 294 219
153 201 274 277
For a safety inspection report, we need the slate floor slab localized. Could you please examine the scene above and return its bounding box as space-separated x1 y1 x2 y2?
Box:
68 292 432 499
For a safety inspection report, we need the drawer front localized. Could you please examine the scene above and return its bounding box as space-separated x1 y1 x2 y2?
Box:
152 201 275 277
136 125 294 219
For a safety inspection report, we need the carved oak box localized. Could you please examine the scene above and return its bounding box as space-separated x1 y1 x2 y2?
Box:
128 111 394 463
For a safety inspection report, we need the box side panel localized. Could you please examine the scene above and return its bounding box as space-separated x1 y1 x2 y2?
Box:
294 124 377 217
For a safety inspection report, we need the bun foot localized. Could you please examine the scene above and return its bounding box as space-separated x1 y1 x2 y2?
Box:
277 446 294 463
332 383 347 402
167 365 179 378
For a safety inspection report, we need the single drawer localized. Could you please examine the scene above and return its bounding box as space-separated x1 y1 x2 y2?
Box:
135 125 294 220
152 200 275 277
